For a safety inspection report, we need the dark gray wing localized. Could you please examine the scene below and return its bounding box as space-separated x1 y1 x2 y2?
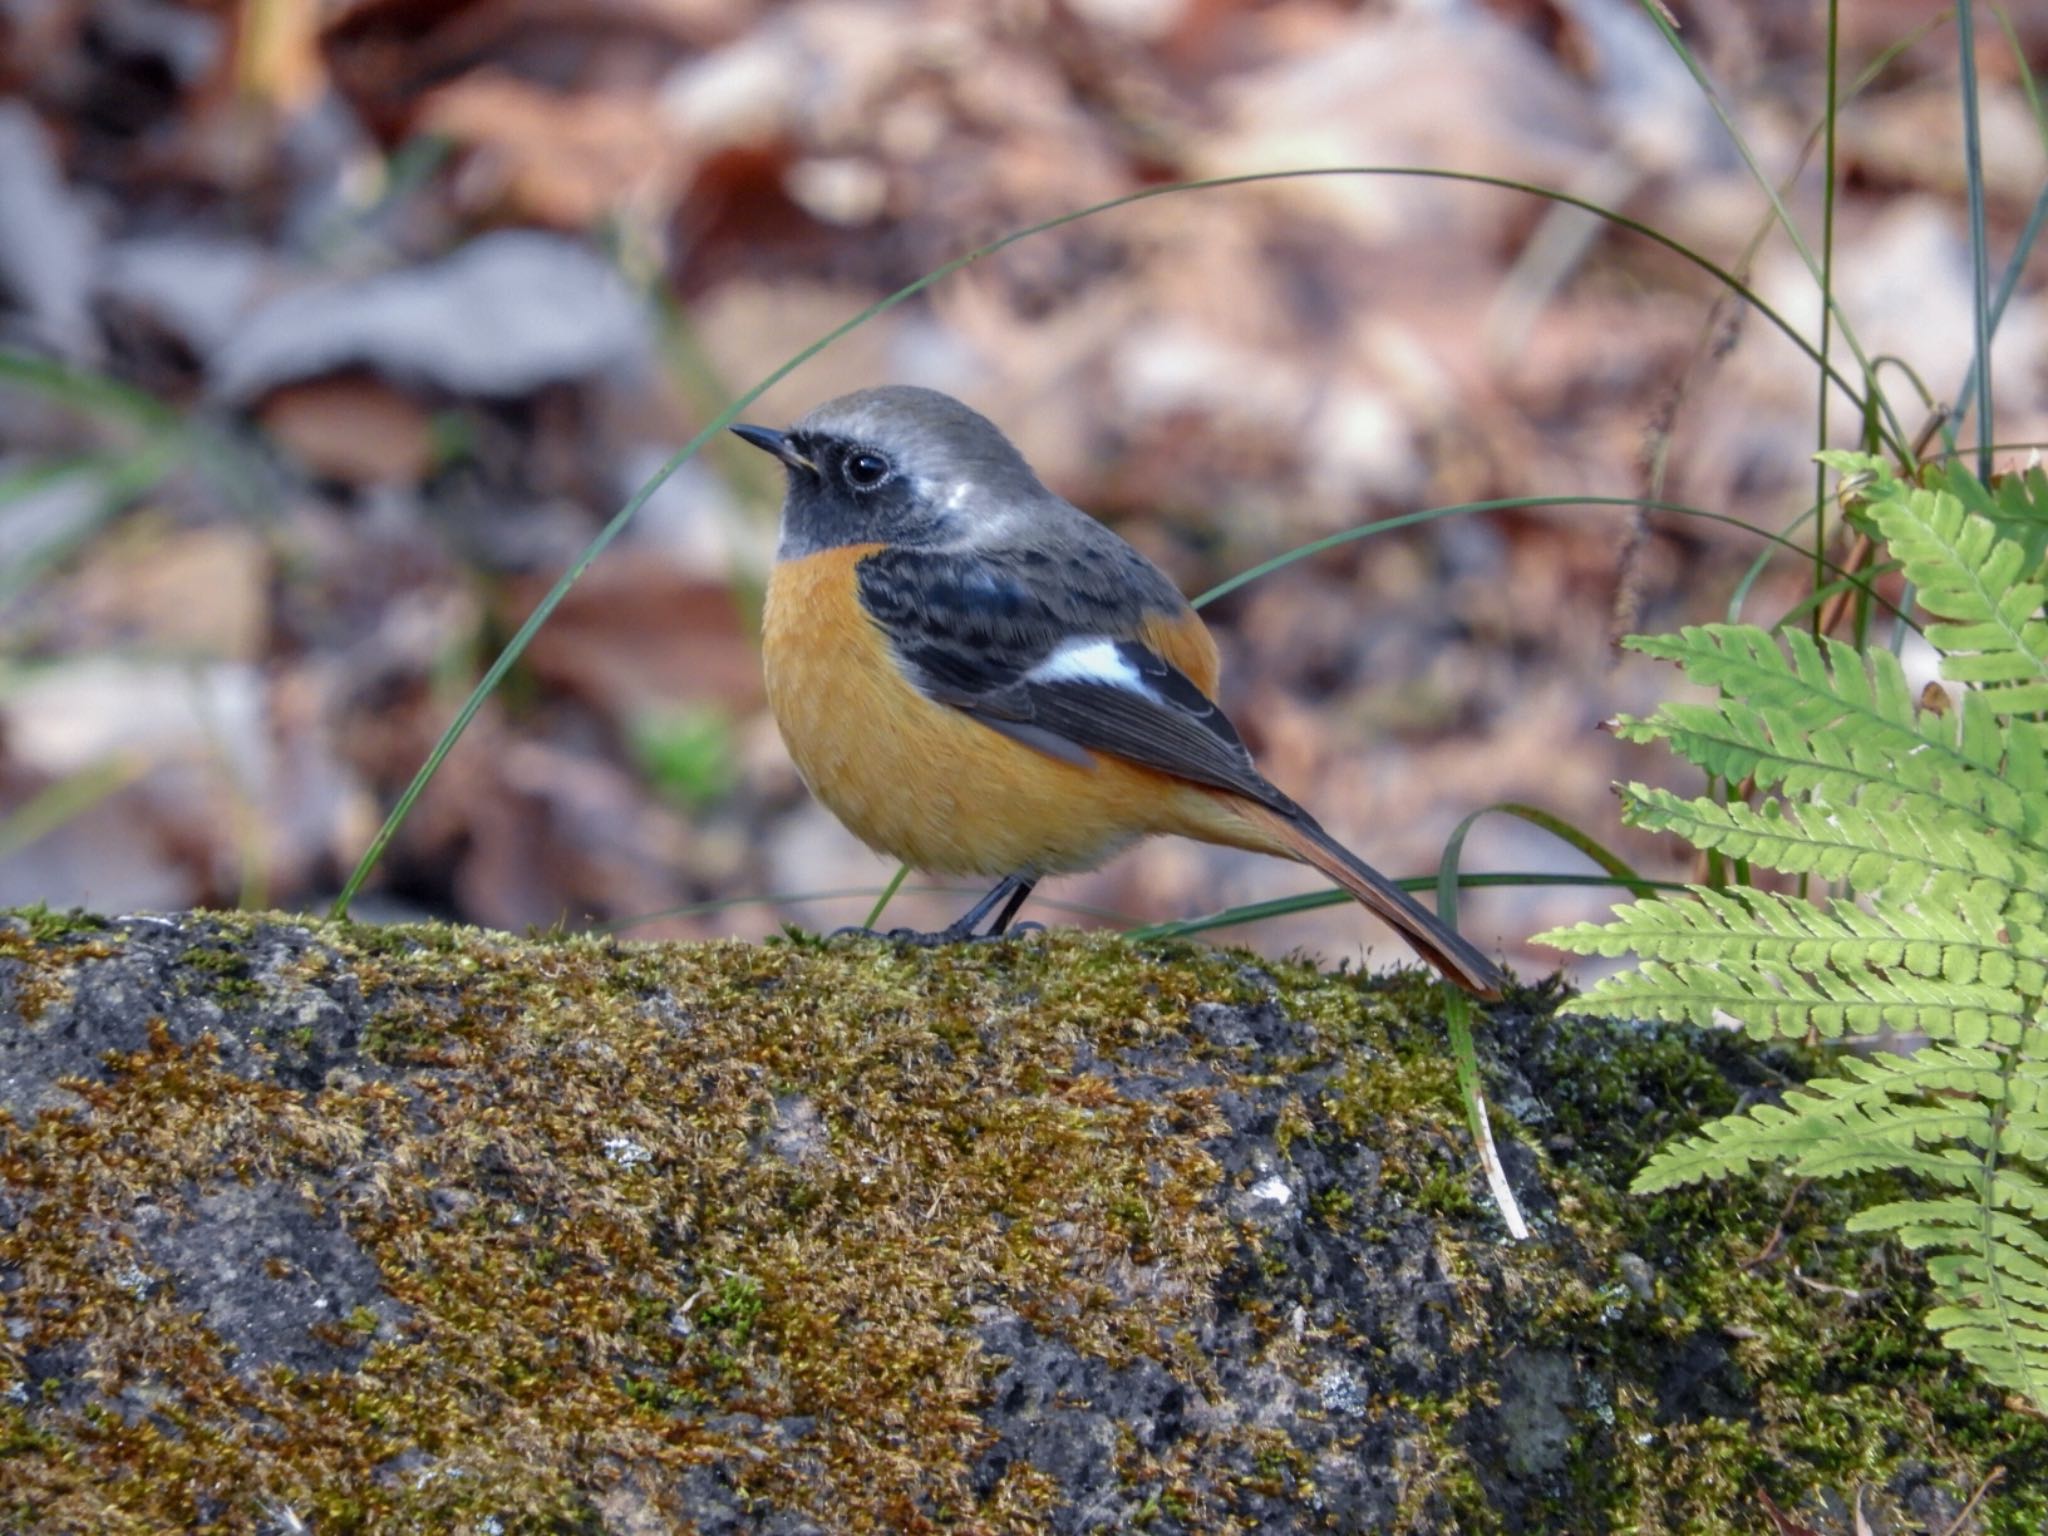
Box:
855 544 1294 814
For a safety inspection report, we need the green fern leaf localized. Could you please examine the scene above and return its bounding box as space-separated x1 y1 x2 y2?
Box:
1927 1255 2048 1317
1924 459 2048 571
1855 1196 2048 1405
1871 477 2048 714
1616 782 2048 909
1618 626 2044 853
1632 1045 2015 1189
1537 888 2044 1045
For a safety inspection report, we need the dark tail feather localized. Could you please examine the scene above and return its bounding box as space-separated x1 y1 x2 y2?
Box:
1233 801 1507 1001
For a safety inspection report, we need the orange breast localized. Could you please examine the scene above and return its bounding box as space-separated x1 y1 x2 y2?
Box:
761 547 1220 876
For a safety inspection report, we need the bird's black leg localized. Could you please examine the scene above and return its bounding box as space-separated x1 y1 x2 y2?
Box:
830 874 1041 945
984 876 1038 936
937 875 1036 941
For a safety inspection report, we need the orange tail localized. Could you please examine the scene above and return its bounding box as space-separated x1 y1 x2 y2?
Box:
1217 797 1507 1001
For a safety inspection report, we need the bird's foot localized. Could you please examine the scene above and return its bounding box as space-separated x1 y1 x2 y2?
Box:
826 921 1047 947
932 917 1049 945
826 924 945 945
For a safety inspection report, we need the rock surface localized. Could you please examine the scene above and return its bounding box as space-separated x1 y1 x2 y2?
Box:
0 909 2041 1533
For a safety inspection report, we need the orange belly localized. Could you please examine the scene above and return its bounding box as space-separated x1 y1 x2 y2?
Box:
762 546 1230 876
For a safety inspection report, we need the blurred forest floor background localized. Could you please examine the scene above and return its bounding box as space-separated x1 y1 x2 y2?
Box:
1 0 2044 975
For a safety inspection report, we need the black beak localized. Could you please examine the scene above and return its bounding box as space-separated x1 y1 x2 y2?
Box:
730 423 815 473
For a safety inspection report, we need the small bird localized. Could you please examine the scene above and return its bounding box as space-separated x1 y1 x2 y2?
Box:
733 386 1505 1000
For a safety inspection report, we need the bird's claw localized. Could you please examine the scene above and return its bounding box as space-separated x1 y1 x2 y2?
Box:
825 924 946 945
825 922 1044 946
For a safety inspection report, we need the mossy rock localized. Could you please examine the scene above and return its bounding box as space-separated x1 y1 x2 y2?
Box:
0 908 2040 1533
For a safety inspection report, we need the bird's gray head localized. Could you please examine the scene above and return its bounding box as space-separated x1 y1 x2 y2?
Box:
731 386 1049 559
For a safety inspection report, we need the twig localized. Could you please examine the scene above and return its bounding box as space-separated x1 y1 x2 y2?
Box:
1813 531 1873 638
1754 1486 1823 1536
1789 1269 1872 1302
1936 1464 2003 1536
1743 1180 1812 1269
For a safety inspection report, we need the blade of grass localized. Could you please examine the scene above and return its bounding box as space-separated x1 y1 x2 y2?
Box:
1635 10 1943 643
1434 802 1658 934
1197 493 1904 622
0 454 114 511
1128 872 1689 942
0 754 148 860
1870 355 1941 419
0 438 189 604
1957 0 1994 480
1770 561 1905 635
1445 986 1529 1240
1991 4 2047 144
0 349 263 521
1962 180 2048 413
1901 7 2044 656
0 349 185 435
1634 3 1910 457
1935 439 2048 462
1430 805 1645 1182
1726 500 1819 625
861 864 910 931
1946 182 2046 461
1934 8 2045 463
1814 0 1841 634
1726 459 1940 637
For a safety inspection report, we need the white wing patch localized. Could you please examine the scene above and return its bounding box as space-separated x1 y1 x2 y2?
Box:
1026 638 1155 698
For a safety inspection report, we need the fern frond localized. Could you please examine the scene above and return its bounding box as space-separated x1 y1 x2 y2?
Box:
1927 1252 2048 1317
1853 1196 2048 1406
1850 1198 2048 1258
1618 626 2045 855
1870 474 2048 715
1632 1045 2008 1189
1536 887 2044 1044
1617 783 2048 909
1924 459 2048 572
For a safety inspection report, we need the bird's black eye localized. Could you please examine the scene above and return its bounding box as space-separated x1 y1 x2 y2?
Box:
842 448 892 490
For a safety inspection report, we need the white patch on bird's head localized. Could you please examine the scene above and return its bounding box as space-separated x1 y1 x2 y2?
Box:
930 478 1039 550
1026 637 1155 699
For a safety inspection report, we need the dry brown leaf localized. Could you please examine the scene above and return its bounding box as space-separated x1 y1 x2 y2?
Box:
419 73 685 228
66 521 272 662
506 561 763 722
230 0 329 114
258 374 437 486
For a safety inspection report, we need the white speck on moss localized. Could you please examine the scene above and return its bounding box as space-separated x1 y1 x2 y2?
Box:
604 1135 651 1168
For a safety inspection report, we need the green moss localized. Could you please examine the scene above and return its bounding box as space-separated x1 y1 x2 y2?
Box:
1309 1185 1354 1222
1388 1386 1504 1532
11 903 110 944
0 914 2039 1533
697 1273 765 1344
180 943 245 975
